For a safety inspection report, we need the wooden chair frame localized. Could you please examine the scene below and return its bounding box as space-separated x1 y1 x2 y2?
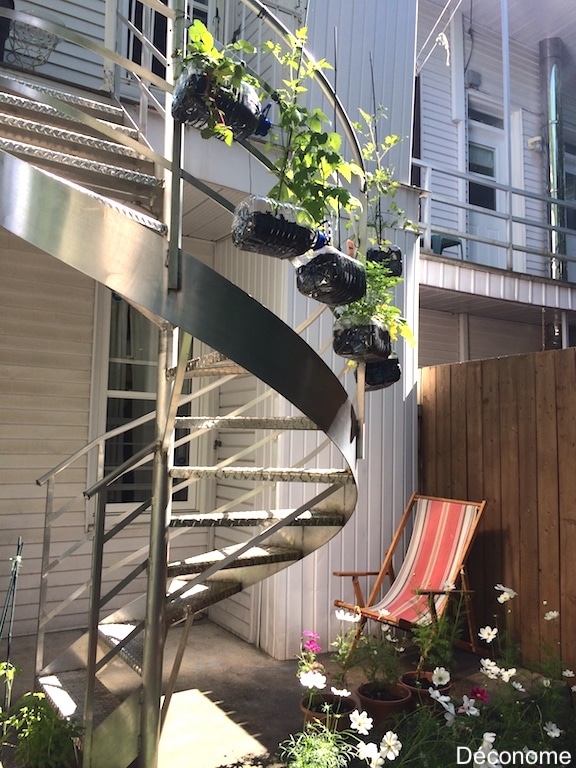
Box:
334 493 487 654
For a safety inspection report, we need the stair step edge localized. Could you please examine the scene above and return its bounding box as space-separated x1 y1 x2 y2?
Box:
38 670 121 729
170 466 354 484
169 508 344 527
167 545 300 576
174 416 317 430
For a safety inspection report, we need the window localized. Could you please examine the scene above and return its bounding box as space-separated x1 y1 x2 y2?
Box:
468 141 496 210
105 297 190 504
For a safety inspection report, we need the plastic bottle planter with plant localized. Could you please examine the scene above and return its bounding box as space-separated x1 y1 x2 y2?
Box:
332 258 412 362
232 28 367 303
172 19 262 144
355 354 402 392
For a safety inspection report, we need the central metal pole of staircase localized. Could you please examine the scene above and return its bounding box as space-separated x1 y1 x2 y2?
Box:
139 325 173 768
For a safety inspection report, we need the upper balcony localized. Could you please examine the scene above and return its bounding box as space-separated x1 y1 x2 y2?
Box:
417 0 576 347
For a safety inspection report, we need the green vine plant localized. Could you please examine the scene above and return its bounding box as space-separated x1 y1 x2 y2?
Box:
262 27 364 228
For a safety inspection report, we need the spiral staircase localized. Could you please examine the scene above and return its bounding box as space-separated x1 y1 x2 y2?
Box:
0 5 362 768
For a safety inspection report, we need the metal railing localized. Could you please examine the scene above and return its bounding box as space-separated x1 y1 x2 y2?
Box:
415 157 576 280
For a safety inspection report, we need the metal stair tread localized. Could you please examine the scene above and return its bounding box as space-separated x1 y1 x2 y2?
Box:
0 136 162 186
174 415 318 430
169 507 344 527
167 544 300 577
170 466 354 484
97 582 244 673
0 111 149 161
0 89 138 138
38 669 122 728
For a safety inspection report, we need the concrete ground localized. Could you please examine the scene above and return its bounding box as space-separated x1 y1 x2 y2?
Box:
0 618 483 768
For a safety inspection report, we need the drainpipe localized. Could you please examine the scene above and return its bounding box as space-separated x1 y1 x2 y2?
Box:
540 37 566 348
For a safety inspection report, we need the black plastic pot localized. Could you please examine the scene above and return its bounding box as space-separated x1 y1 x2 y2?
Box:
296 247 366 306
333 320 391 362
367 245 402 277
232 196 319 259
355 356 402 391
172 69 261 141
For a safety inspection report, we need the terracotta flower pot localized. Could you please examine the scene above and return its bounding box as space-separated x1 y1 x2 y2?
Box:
299 691 357 731
356 682 412 727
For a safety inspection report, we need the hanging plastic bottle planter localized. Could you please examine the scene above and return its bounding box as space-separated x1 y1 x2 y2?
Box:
231 196 325 259
332 317 392 362
355 355 402 391
296 246 367 307
172 69 262 142
367 244 402 277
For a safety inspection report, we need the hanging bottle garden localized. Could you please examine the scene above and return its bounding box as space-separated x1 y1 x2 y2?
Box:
296 245 367 306
355 355 402 391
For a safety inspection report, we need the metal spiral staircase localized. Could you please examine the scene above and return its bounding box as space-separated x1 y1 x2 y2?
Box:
0 4 362 767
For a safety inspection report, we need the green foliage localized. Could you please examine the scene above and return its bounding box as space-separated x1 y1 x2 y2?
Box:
178 19 259 145
1 664 82 768
411 593 464 677
332 260 414 343
262 28 364 226
279 720 357 768
354 630 404 687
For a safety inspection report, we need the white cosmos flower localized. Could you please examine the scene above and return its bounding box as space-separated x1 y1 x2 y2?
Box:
443 702 456 724
571 685 576 692
331 686 351 697
544 610 559 621
335 608 361 623
478 626 498 643
542 678 551 688
562 669 575 678
299 669 326 689
544 721 561 738
429 688 451 705
500 667 516 683
432 666 450 686
379 731 402 760
458 694 480 716
480 658 501 680
495 584 517 603
358 742 380 762
350 709 373 736
512 681 525 692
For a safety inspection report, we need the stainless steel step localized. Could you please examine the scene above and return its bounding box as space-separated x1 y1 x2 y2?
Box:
170 466 354 483
38 669 122 728
169 507 344 527
97 581 244 674
174 415 318 430
0 136 162 210
0 111 150 169
167 544 300 578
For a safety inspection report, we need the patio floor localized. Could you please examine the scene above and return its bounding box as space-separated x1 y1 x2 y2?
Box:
0 618 483 768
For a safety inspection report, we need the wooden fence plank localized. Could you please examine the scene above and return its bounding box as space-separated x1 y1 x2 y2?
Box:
515 353 540 666
553 348 576 672
418 366 437 494
534 350 561 666
450 363 468 500
435 364 452 497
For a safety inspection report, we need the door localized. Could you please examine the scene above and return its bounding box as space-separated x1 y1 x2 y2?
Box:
467 121 507 268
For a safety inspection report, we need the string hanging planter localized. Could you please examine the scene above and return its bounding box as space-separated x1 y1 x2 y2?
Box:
333 317 392 361
355 354 402 391
367 244 402 277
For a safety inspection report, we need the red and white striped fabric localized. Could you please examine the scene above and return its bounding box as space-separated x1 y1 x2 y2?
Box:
368 498 480 625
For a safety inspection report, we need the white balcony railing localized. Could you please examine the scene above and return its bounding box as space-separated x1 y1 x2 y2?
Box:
414 157 576 285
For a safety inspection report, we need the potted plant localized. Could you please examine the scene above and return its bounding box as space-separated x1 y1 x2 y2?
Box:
332 257 412 361
352 630 412 727
355 353 402 391
232 28 366 282
172 19 262 144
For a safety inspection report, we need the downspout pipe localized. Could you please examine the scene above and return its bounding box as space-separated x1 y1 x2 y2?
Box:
540 37 567 283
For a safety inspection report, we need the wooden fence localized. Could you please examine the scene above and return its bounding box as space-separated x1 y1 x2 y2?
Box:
419 348 576 671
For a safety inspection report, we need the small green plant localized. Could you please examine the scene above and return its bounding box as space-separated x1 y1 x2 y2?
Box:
176 19 260 144
279 720 357 768
262 28 364 227
1 663 82 768
411 591 464 679
355 629 405 689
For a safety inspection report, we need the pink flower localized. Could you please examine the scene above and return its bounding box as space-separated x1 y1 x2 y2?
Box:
470 686 489 703
304 639 322 653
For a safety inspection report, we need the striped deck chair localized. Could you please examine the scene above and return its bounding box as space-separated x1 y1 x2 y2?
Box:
334 494 486 652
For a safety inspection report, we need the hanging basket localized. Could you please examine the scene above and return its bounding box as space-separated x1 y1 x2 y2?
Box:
356 356 402 391
171 68 261 141
333 318 391 362
296 246 366 306
232 196 320 259
367 245 403 277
